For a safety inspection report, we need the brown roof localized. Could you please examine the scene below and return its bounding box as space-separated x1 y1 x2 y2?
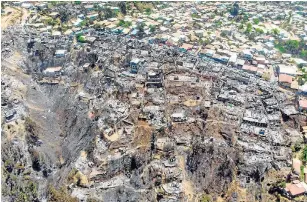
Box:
279 74 293 84
293 159 302 175
299 99 307 109
242 65 258 72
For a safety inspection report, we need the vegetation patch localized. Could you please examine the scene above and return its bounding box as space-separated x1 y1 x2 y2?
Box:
117 20 132 28
48 185 78 202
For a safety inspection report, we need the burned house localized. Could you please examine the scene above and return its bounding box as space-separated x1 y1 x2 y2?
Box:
146 70 163 88
4 109 16 122
263 97 279 113
171 112 187 122
218 89 245 106
242 110 268 127
42 66 63 77
55 49 66 57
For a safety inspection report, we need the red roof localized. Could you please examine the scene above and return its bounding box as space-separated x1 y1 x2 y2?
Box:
279 74 293 84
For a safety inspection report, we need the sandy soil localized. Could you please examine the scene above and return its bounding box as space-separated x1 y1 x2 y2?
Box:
183 99 201 107
104 130 120 142
1 7 30 30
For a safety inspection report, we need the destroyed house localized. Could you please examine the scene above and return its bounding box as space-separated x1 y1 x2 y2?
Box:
267 112 281 125
171 112 187 122
218 90 245 106
242 110 268 127
130 58 142 74
146 70 163 88
5 109 16 122
263 98 278 108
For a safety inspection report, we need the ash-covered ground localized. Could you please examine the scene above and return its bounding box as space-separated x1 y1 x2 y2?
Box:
1 23 306 202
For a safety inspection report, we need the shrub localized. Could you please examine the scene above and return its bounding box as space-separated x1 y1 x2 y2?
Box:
272 28 280 35
117 20 131 28
255 28 264 34
278 181 286 188
201 194 212 202
48 185 78 202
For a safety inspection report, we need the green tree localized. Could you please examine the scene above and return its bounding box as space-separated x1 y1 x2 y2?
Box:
145 8 151 15
287 11 293 24
201 194 212 202
285 40 299 53
137 22 145 37
118 2 127 15
51 1 58 6
220 32 227 37
191 13 201 18
301 50 307 59
253 18 260 24
79 19 87 27
59 9 70 23
117 20 131 28
215 20 222 27
48 186 78 202
301 145 307 162
149 25 156 32
278 181 286 188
